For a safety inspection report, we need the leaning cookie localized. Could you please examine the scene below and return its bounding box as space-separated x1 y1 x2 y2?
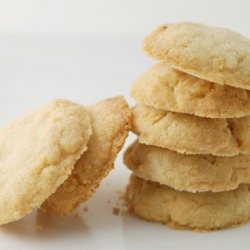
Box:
42 96 131 215
131 63 250 118
124 140 250 192
143 22 250 90
126 175 250 231
132 103 250 156
0 99 92 225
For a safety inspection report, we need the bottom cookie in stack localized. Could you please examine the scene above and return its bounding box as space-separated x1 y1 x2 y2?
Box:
124 141 250 231
125 175 250 231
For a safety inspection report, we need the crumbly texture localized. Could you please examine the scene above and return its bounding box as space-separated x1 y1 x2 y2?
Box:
124 140 250 192
143 22 250 90
42 96 131 215
132 103 250 156
131 63 250 118
0 99 92 225
126 175 250 231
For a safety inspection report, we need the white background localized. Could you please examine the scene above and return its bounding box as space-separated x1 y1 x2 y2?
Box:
0 0 249 36
1 1 250 249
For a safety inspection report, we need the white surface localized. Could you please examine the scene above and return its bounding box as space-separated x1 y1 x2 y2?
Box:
0 0 250 36
1 34 250 250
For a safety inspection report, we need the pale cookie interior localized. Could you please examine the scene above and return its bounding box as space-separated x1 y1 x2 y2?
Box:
0 99 92 225
126 175 250 231
42 96 131 215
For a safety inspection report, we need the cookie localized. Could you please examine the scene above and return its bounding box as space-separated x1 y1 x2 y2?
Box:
132 103 250 156
124 140 250 192
131 63 250 118
0 99 92 225
126 175 250 231
42 96 131 215
143 22 250 90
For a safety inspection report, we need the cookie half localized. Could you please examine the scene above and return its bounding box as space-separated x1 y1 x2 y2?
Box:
126 175 250 231
131 63 250 118
0 99 92 225
143 22 250 90
124 140 250 192
42 96 131 215
132 103 250 156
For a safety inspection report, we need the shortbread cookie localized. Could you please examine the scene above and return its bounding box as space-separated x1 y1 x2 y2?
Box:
124 140 250 192
0 99 92 225
42 96 131 215
131 63 250 118
143 22 250 90
126 175 250 231
132 103 250 156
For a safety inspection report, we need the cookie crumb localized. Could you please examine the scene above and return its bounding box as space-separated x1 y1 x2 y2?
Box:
111 191 129 216
83 206 89 212
112 207 120 215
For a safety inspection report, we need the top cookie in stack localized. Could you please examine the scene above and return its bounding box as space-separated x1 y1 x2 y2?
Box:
124 22 250 231
143 22 250 93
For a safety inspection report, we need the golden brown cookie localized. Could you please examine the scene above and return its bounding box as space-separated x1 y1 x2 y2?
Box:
126 175 250 231
0 99 92 225
132 103 250 156
124 140 250 192
42 96 131 215
143 22 250 90
131 63 250 118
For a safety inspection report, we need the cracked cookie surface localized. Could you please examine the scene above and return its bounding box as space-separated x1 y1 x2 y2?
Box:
126 175 250 231
0 99 91 225
124 140 250 192
42 96 131 215
143 22 250 90
131 63 250 118
132 103 250 156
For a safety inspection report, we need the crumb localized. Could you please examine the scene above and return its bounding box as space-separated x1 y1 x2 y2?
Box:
109 190 130 216
112 206 128 216
112 207 120 215
83 206 89 212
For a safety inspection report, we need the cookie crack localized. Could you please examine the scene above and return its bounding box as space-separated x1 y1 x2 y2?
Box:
152 113 168 126
226 120 242 147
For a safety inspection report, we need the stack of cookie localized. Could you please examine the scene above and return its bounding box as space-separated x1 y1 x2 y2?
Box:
124 22 250 231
